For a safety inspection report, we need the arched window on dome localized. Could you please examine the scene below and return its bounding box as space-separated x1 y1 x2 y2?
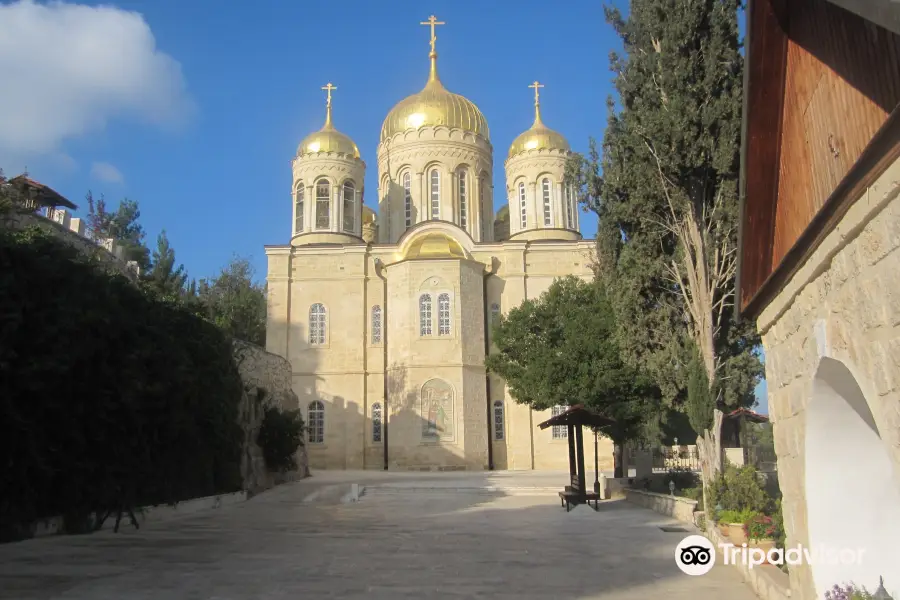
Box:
342 181 356 233
294 182 304 233
457 169 468 229
419 294 433 336
430 169 440 220
542 178 552 227
566 185 576 230
403 171 412 227
518 182 527 229
315 179 330 230
479 175 487 240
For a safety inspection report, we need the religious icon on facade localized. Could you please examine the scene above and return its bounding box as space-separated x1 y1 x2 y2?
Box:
421 379 454 441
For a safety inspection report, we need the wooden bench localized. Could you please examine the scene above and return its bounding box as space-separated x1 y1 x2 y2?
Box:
558 490 601 512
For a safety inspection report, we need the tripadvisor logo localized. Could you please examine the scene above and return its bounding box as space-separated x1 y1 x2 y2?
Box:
720 543 866 569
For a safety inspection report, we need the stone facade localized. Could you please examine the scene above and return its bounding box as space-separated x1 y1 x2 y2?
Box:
234 340 309 494
757 157 900 599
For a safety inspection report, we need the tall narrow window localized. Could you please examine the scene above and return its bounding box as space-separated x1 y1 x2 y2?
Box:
490 303 500 328
569 185 577 230
542 178 552 226
518 182 527 229
438 293 451 336
551 405 568 439
371 305 382 344
342 181 356 232
564 186 573 230
372 402 382 443
403 171 412 227
479 175 486 239
457 170 468 228
419 294 433 336
315 179 330 229
430 169 440 219
308 400 325 444
294 184 304 233
309 303 327 345
493 401 505 440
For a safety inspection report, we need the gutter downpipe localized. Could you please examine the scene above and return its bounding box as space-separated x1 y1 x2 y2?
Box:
374 258 389 470
483 257 498 471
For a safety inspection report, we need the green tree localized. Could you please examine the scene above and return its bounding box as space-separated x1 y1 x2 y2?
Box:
86 192 151 270
198 256 266 346
485 276 661 476
566 0 763 482
143 230 188 302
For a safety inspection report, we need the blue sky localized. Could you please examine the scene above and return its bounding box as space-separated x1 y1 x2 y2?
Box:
0 0 766 410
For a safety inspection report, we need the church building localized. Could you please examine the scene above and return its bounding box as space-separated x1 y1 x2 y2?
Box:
265 17 614 471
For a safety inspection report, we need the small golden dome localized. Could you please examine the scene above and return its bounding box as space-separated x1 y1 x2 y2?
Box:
298 84 360 159
495 205 509 221
404 232 466 260
508 83 569 159
362 205 377 224
381 53 489 143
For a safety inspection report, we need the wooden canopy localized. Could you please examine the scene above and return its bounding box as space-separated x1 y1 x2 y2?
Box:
536 404 617 431
6 175 77 210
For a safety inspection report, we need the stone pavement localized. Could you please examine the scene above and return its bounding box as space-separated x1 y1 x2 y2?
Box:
0 472 759 600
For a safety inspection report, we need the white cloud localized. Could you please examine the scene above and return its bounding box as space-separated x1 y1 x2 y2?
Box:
90 161 123 183
0 0 194 165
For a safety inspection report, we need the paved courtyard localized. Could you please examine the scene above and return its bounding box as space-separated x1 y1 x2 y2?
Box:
0 472 759 599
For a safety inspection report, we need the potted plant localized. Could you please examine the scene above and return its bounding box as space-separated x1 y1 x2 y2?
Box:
717 509 758 545
745 514 777 555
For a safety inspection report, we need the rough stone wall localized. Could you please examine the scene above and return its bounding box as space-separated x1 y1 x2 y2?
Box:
233 340 309 494
757 158 900 600
1 212 138 282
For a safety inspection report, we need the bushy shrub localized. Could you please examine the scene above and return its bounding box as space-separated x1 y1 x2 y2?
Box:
257 406 305 472
0 228 244 541
717 508 759 525
709 464 771 514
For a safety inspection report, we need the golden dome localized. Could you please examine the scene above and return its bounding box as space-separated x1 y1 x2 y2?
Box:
381 53 489 143
495 205 509 221
298 84 360 159
362 205 377 224
403 232 466 260
508 84 569 159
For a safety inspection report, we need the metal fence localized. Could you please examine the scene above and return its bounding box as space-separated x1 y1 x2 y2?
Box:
651 446 701 472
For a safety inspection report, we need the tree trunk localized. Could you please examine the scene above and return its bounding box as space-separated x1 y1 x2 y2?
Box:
614 444 625 478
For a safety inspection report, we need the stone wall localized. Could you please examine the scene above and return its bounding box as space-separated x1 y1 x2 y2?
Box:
1 210 139 282
625 489 698 524
757 157 900 600
233 340 310 494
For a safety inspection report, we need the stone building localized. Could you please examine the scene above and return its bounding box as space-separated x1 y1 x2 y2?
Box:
736 0 900 598
265 18 613 472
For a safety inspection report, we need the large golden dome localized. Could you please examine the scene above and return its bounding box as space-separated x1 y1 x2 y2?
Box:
381 53 489 143
508 85 569 159
298 86 360 159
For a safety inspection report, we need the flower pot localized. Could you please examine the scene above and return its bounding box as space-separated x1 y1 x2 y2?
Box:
726 523 747 545
750 538 776 553
718 522 730 537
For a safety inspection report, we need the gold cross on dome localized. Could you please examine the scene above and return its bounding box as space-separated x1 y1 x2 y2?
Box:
321 82 337 107
420 15 445 54
529 81 544 105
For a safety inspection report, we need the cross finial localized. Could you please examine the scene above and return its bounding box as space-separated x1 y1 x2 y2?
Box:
420 15 445 56
321 82 337 129
321 82 337 107
529 81 544 106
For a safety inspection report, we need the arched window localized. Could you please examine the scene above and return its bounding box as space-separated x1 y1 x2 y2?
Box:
342 181 355 232
490 303 500 327
294 183 304 233
479 175 486 239
430 169 440 219
372 402 382 443
542 178 552 226
308 400 325 444
457 169 468 228
518 182 527 229
438 293 451 336
309 303 327 345
403 171 412 227
493 401 505 440
371 305 382 344
315 179 330 229
551 405 567 439
419 294 432 336
568 185 577 230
